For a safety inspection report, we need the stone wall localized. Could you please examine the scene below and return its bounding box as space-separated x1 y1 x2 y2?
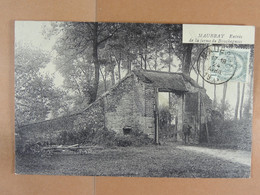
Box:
132 75 155 137
16 72 212 147
16 114 79 146
104 75 135 134
16 74 142 147
104 74 156 136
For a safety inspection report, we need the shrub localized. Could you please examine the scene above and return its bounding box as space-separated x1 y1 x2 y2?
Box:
92 129 117 147
208 119 252 151
115 129 153 147
115 136 133 147
56 127 154 147
16 140 53 156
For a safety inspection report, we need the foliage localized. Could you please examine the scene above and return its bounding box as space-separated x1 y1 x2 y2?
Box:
214 101 233 120
158 106 174 139
45 22 122 104
15 43 67 125
43 22 194 111
56 128 153 147
115 130 154 147
208 118 252 151
16 140 53 156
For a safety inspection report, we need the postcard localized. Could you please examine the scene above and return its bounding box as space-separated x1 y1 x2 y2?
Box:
15 21 254 177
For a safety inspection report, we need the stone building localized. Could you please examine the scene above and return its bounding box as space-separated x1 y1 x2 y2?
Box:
74 69 212 144
16 69 212 145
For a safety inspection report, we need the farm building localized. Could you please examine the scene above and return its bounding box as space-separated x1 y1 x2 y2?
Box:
86 69 212 144
16 69 212 146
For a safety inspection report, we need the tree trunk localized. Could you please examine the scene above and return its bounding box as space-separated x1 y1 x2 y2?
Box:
117 60 121 81
144 54 147 70
127 59 132 74
140 54 143 69
168 42 172 72
213 84 217 109
202 58 205 88
114 52 122 81
234 82 240 120
243 68 254 118
196 71 199 83
109 54 115 85
221 82 228 118
240 83 245 119
182 44 193 75
90 22 100 103
111 68 115 86
154 50 158 70
100 69 107 92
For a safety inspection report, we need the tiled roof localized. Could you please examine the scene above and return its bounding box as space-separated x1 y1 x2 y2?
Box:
133 69 201 92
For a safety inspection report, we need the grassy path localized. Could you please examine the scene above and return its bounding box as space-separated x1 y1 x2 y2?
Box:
177 145 251 166
16 144 250 178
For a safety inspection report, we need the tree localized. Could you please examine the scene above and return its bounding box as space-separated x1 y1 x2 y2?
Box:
239 83 246 119
243 46 254 119
44 22 199 110
122 23 166 71
46 22 121 103
234 82 240 120
221 83 228 118
164 24 194 75
182 44 193 74
213 84 217 108
15 44 65 125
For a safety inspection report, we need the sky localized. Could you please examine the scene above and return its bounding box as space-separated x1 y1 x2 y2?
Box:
15 21 64 86
15 21 252 113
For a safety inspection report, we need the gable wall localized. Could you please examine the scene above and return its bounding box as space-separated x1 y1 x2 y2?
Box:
132 75 155 137
104 75 135 133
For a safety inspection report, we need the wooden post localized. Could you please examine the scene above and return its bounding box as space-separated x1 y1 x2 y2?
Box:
155 88 159 144
205 117 209 143
175 116 178 141
182 93 185 132
198 92 201 142
201 96 210 143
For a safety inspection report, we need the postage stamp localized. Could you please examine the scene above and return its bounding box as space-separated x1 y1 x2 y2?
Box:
197 45 251 84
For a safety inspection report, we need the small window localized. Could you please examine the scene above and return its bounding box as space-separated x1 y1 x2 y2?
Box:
123 126 132 135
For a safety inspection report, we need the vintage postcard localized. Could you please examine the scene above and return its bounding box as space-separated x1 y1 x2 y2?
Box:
15 21 254 177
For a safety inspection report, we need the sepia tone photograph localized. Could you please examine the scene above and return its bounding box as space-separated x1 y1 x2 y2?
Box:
15 21 254 178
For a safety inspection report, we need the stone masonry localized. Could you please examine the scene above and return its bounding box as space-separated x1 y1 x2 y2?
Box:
16 70 212 146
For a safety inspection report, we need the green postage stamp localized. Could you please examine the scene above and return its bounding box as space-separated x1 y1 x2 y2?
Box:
197 45 251 84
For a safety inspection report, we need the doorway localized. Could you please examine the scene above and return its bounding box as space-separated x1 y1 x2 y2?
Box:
157 92 178 143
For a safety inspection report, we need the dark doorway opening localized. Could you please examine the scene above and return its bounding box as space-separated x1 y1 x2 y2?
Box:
157 92 177 143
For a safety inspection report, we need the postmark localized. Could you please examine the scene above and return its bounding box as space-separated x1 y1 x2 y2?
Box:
197 45 250 85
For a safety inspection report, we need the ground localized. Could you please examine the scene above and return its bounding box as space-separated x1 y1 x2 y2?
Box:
16 143 250 178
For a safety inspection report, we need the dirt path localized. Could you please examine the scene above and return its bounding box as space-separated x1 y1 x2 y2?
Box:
177 145 251 166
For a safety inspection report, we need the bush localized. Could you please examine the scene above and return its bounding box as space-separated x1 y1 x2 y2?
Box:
92 129 117 147
115 130 153 147
16 140 53 156
115 136 133 147
208 119 252 151
56 128 116 146
56 127 153 147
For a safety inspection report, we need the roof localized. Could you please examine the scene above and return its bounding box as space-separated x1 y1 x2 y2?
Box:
133 69 202 92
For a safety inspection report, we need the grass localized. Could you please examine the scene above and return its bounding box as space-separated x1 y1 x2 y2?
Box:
15 143 250 178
